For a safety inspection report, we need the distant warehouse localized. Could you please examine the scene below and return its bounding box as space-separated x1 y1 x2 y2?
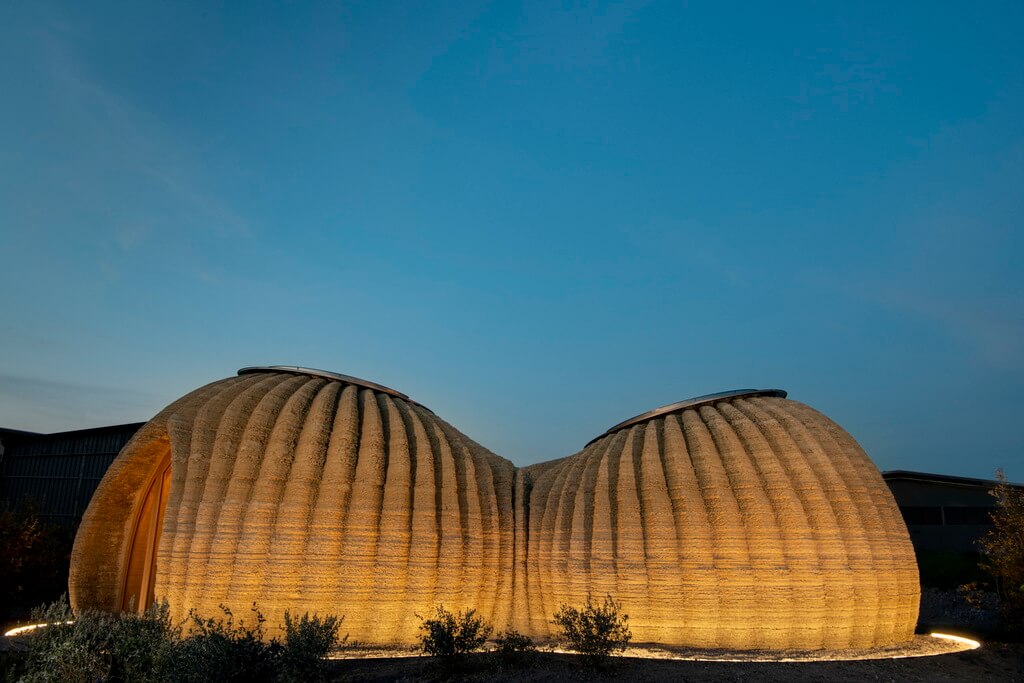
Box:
882 469 1020 554
0 423 143 529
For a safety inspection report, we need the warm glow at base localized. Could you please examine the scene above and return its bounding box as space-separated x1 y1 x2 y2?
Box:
4 621 75 637
72 372 921 649
929 632 981 649
323 634 980 663
609 633 982 662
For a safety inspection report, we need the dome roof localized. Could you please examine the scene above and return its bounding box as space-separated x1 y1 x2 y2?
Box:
71 368 516 644
71 371 918 650
525 391 919 649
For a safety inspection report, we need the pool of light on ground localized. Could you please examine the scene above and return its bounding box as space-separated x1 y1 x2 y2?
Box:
325 633 979 662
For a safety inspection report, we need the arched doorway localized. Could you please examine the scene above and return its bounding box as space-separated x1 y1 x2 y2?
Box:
120 450 171 613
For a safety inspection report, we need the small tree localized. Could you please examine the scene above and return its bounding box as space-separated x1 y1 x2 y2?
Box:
417 605 492 658
552 595 631 666
978 469 1024 631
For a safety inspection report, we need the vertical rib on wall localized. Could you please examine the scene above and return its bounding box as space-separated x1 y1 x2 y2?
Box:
73 372 518 644
73 378 918 650
523 397 919 649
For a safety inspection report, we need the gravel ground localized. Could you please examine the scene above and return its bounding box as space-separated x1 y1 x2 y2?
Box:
4 633 1020 681
326 641 1024 682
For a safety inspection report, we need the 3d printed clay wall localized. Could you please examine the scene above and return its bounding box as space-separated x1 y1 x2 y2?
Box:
70 368 919 649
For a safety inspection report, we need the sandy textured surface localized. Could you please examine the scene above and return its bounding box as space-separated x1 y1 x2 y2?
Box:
523 397 919 648
71 370 919 649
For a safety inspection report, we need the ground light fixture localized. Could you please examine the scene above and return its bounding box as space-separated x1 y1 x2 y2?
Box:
3 622 75 637
928 632 981 649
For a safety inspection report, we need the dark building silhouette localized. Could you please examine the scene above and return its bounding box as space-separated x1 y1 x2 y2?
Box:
0 423 143 529
882 470 1019 554
882 469 1023 588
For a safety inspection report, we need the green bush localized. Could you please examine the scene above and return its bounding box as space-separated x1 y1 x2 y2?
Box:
18 598 176 683
107 601 178 681
492 628 536 669
1 648 28 683
417 605 492 658
278 611 345 682
552 595 632 666
493 628 534 655
20 596 112 683
171 604 280 683
14 599 345 682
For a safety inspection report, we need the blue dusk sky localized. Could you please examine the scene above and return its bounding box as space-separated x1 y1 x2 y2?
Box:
1 2 1021 479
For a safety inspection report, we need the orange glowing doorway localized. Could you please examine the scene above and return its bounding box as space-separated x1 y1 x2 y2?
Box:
120 450 171 613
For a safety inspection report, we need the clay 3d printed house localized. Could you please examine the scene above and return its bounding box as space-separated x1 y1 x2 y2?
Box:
70 366 919 650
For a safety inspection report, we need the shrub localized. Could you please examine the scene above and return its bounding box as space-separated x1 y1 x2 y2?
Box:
20 596 112 683
493 628 534 655
278 611 345 682
15 600 346 681
0 647 28 683
107 601 178 681
20 598 179 682
552 595 632 666
170 604 280 683
417 605 493 657
492 628 535 669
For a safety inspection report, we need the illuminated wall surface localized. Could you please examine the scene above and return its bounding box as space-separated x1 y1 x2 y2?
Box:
70 368 920 650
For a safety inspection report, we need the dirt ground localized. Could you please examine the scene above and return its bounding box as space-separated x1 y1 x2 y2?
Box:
325 643 1024 682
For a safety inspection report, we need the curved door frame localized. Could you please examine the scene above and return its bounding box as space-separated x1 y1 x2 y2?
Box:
119 450 171 613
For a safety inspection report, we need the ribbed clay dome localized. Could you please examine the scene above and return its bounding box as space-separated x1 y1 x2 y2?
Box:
71 370 919 650
520 391 919 649
70 368 517 644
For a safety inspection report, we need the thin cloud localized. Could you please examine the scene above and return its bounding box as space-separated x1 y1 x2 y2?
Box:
876 287 1024 372
827 271 1024 373
23 9 250 267
0 372 155 432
